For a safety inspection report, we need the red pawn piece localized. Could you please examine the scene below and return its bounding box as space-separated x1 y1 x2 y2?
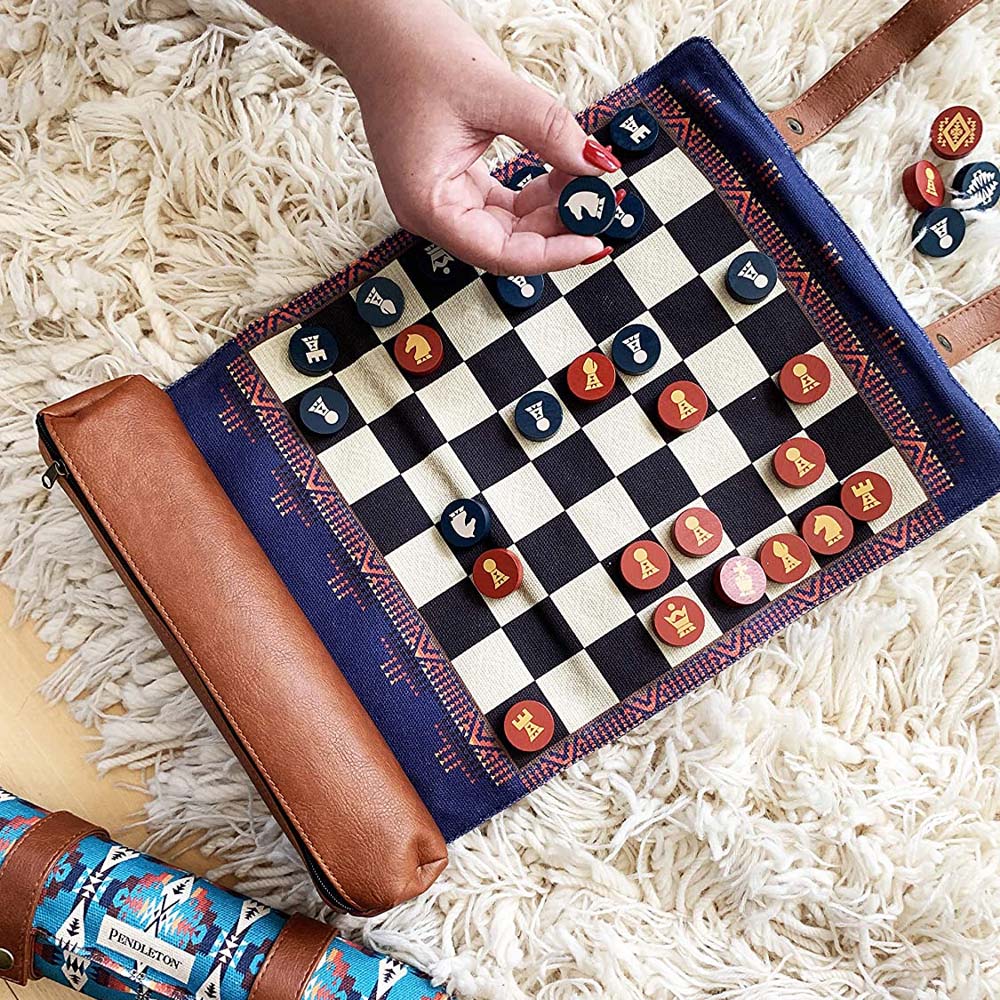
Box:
672 507 723 557
773 437 826 488
620 540 671 592
658 380 707 432
779 354 831 405
472 548 524 599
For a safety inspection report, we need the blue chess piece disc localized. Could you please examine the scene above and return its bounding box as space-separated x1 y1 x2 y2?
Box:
515 390 563 441
440 498 491 549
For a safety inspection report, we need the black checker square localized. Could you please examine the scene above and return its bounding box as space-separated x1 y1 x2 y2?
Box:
722 379 804 461
246 110 930 763
466 330 546 410
517 513 597 594
650 276 734 357
397 241 478 310
533 430 616 509
666 193 752 273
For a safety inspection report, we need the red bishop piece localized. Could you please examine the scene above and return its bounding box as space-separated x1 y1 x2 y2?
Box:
472 548 524 599
620 539 671 591
672 507 723 557
758 532 812 585
779 354 832 405
802 505 854 556
773 437 827 488
840 471 893 522
394 324 444 375
902 160 946 212
658 380 708 432
653 595 706 648
714 555 767 607
504 699 554 753
567 351 616 402
930 105 983 161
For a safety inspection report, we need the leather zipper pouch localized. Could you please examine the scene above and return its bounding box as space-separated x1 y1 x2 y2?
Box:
36 375 447 916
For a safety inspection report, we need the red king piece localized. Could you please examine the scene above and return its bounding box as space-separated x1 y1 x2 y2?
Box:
902 160 946 211
714 556 767 607
653 595 706 648
394 324 444 375
658 380 708 432
620 539 671 591
504 700 554 753
567 351 616 402
472 548 524 599
802 505 854 556
841 471 893 522
930 105 983 161
758 532 812 585
779 354 831 405
773 437 826 488
672 507 723 557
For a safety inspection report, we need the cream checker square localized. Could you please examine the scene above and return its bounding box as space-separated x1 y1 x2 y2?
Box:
614 226 698 310
538 652 618 731
515 297 596 377
584 395 665 476
567 479 647 560
669 413 751 495
688 325 770 409
434 280 512 358
403 443 478 521
788 342 858 427
451 631 533 714
483 463 563 542
317 426 398 504
337 346 412 423
416 363 495 441
629 147 714 222
384 527 466 606
551 563 633 647
483 549 549 628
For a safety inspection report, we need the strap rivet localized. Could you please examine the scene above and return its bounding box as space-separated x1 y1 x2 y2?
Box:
0 948 14 971
937 334 953 353
786 117 804 135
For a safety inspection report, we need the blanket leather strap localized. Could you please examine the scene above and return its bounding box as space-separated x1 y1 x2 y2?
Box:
769 0 985 151
248 916 335 1000
927 288 1000 365
0 811 107 986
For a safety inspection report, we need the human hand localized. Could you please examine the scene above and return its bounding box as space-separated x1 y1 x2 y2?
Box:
247 0 621 274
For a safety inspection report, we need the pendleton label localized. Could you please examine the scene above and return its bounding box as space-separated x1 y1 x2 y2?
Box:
96 916 196 985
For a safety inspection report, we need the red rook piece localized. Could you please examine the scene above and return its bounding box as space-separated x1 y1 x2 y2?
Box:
567 351 616 402
658 380 707 432
758 533 812 585
779 354 831 405
654 595 706 647
472 548 524 599
902 160 946 211
394 324 444 375
930 105 983 160
672 507 723 557
841 471 893 522
773 437 826 488
504 700 554 752
620 540 671 591
714 556 767 606
802 505 854 556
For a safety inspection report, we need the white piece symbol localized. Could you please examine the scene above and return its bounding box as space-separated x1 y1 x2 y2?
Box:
565 190 605 222
426 243 454 275
930 217 953 249
526 399 550 433
508 275 536 299
620 115 652 145
302 334 327 365
738 259 769 289
308 395 342 427
365 286 397 316
623 331 647 364
965 167 998 209
449 505 477 540
614 202 636 229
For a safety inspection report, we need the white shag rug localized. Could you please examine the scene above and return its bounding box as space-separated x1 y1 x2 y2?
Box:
2 1 1000 997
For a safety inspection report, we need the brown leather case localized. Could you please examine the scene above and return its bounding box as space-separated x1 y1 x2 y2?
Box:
36 375 447 916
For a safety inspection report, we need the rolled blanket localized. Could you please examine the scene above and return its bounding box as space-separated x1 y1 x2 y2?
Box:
0 789 447 1000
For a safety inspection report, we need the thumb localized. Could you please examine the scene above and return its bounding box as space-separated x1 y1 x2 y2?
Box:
490 78 620 176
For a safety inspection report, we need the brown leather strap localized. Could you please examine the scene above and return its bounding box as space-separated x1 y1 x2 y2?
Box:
248 915 335 1000
926 287 1000 365
770 0 984 151
0 811 106 985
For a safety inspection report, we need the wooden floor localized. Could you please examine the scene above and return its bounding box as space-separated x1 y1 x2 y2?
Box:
0 586 210 1000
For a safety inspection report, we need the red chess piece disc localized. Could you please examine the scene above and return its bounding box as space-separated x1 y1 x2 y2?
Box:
902 160 946 211
672 507 723 557
758 532 812 585
779 354 832 405
620 539 671 591
773 437 827 488
504 700 555 752
840 471 893 522
394 324 444 375
657 380 708 432
567 351 616 402
653 595 706 648
714 556 767 607
930 105 983 160
801 505 854 556
472 548 524 599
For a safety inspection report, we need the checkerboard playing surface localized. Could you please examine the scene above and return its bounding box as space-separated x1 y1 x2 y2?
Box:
249 120 927 765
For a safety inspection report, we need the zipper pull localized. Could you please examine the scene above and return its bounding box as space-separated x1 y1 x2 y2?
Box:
41 460 67 490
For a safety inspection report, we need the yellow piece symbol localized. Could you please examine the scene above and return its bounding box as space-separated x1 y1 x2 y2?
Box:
512 708 544 743
482 557 509 591
685 514 714 548
632 547 660 581
671 388 698 421
582 357 603 392
785 445 816 480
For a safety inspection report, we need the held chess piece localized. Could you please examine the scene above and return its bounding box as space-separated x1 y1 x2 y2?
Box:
509 275 537 300
565 190 605 223
558 176 617 235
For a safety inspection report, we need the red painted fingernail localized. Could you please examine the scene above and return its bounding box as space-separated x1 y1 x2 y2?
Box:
615 188 626 205
580 246 613 265
583 139 621 173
